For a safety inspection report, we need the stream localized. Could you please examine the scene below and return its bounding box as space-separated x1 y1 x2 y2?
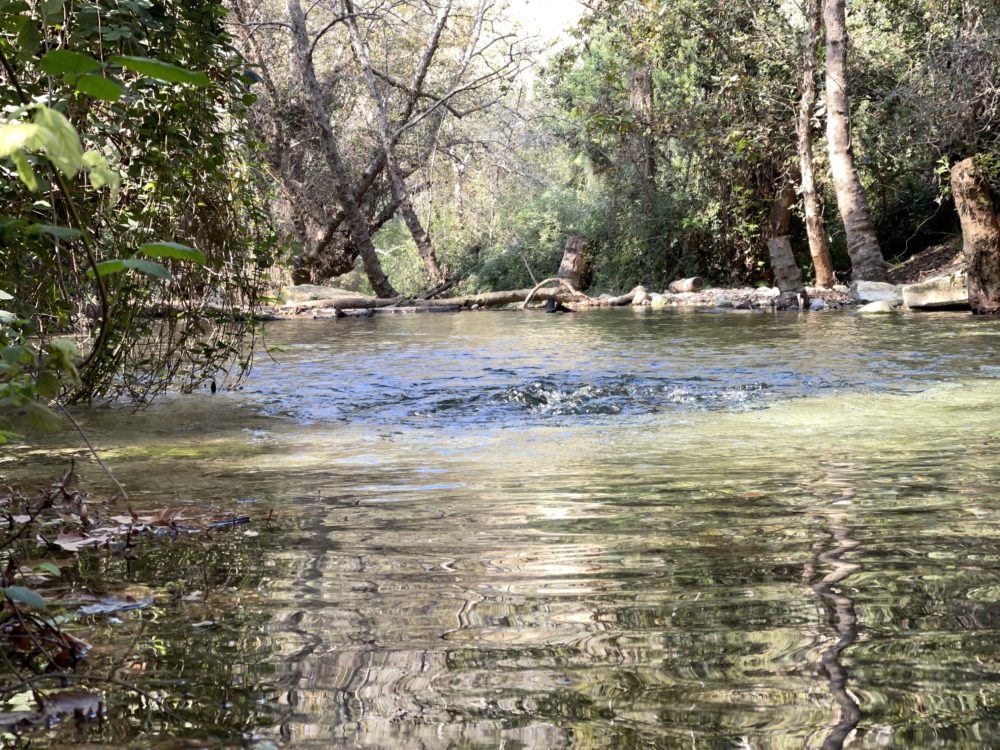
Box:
5 307 1000 748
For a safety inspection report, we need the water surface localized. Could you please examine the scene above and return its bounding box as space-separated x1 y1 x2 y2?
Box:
5 308 1000 748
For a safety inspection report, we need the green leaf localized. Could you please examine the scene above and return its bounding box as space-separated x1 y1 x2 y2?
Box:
2 585 47 611
111 55 210 87
92 258 171 280
35 370 60 399
92 259 125 277
31 106 83 178
74 74 122 102
15 17 40 61
23 402 61 431
39 49 102 76
82 150 120 201
0 122 39 158
0 290 13 301
27 223 81 241
139 242 206 265
36 562 62 577
122 258 171 279
11 149 39 191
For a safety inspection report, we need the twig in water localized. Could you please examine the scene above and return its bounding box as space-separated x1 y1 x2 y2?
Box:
60 408 128 500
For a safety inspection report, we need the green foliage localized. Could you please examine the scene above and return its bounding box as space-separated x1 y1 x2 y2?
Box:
0 290 80 443
0 0 280 412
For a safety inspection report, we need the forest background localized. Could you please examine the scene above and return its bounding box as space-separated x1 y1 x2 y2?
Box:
1 0 999 414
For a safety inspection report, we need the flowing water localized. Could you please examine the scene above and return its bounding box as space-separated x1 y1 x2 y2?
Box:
5 308 1000 748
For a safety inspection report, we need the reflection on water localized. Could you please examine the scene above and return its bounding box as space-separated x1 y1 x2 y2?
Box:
5 309 1000 748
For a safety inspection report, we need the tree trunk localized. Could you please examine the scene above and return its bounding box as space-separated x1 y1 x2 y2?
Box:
767 181 807 301
287 0 397 298
558 236 586 289
798 0 835 287
823 0 887 282
629 66 656 188
344 0 449 285
951 157 1000 314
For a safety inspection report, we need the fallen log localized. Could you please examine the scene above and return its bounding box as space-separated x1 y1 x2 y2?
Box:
605 286 644 306
522 277 591 308
668 277 705 293
276 282 648 314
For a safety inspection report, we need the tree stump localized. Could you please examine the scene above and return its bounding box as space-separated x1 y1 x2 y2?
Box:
558 236 586 289
952 157 1000 315
767 181 807 308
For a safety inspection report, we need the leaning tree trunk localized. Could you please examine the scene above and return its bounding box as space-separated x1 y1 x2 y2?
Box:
767 180 807 306
798 0 835 287
287 0 397 298
823 0 887 282
344 0 449 286
951 157 1000 314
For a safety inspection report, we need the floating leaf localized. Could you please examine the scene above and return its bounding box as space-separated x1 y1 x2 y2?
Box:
53 531 110 552
39 49 102 76
111 55 210 87
74 74 122 102
139 241 206 265
2 585 48 611
78 595 154 615
38 690 102 721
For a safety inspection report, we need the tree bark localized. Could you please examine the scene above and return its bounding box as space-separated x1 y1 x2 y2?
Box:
558 236 586 289
629 66 656 188
798 0 835 287
951 157 1000 314
287 0 397 298
344 0 449 285
823 0 887 282
767 180 807 300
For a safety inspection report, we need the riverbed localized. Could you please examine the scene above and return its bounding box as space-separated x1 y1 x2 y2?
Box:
5 308 1000 748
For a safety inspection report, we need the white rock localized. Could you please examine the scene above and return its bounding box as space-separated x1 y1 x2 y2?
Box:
631 287 650 306
901 271 968 309
714 293 733 308
849 280 900 303
857 300 899 314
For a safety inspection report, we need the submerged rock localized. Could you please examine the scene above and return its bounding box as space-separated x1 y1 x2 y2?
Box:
809 299 829 311
901 271 969 309
857 300 899 314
